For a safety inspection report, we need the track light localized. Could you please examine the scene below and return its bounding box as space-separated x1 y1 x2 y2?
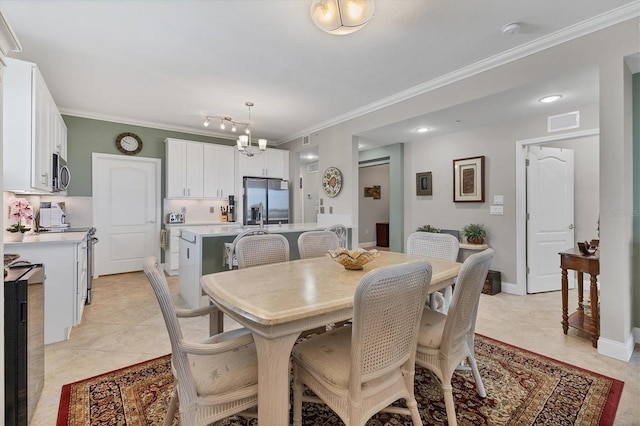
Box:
220 119 226 130
203 117 211 127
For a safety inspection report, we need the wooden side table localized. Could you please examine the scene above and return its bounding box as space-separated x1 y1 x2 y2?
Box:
559 248 600 348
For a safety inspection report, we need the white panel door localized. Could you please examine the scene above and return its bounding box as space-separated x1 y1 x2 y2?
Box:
93 153 161 276
527 146 575 293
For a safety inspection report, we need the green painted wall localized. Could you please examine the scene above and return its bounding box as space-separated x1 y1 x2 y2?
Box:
62 115 235 197
633 73 639 328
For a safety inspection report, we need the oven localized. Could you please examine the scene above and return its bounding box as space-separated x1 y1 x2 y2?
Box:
52 153 70 192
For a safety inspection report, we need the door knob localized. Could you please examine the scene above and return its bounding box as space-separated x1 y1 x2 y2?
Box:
568 224 575 229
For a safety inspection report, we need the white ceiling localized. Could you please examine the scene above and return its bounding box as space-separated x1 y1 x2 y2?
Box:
1 0 637 156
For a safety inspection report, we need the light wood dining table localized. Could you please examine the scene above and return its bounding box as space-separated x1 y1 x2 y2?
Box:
201 251 462 426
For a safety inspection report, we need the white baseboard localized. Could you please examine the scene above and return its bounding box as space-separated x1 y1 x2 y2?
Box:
598 334 636 362
500 281 525 295
634 327 640 345
359 241 377 248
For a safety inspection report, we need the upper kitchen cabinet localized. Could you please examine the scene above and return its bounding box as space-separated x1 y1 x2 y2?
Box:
238 148 289 179
165 138 235 199
203 143 235 198
166 138 204 198
3 58 67 193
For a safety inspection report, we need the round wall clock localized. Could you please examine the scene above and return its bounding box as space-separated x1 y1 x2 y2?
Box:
115 132 143 155
322 167 343 197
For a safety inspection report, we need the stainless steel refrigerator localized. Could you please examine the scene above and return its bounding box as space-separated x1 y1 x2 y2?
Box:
243 177 290 225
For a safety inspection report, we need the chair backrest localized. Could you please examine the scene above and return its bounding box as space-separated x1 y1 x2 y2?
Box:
297 230 340 259
324 224 348 248
407 232 460 262
441 249 494 354
350 260 432 388
236 234 290 268
225 228 271 267
143 257 198 404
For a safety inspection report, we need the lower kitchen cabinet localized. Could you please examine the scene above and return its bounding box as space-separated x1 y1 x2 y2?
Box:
5 235 88 344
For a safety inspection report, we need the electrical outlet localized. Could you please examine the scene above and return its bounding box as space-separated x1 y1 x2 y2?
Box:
490 205 504 215
329 206 333 213
180 206 186 214
493 195 504 205
209 206 215 213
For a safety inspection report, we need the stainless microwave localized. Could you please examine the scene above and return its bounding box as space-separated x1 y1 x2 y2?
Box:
52 153 70 192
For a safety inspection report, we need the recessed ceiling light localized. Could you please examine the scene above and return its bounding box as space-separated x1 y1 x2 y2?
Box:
416 127 430 133
539 95 562 103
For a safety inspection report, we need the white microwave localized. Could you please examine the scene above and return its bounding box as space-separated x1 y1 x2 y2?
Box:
52 153 70 192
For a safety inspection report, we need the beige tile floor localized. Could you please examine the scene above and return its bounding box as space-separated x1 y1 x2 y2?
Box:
31 271 639 425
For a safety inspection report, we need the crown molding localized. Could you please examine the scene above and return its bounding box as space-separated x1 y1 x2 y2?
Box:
60 108 237 141
0 12 22 65
277 1 640 145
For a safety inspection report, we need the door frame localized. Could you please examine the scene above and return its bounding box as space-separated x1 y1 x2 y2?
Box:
514 128 599 296
91 152 161 277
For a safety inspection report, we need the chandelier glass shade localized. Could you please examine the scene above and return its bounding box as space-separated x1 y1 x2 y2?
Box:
236 102 267 157
310 0 375 35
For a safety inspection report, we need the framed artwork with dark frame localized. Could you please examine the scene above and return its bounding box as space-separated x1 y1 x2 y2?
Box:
416 172 433 196
453 156 485 202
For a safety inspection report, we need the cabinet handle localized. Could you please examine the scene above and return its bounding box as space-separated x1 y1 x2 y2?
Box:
188 188 190 196
183 188 186 196
220 189 223 197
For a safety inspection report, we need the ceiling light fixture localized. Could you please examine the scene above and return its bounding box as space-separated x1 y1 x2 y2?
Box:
416 127 430 133
310 0 375 35
203 117 211 127
236 102 267 157
501 22 521 35
219 118 226 130
539 94 562 103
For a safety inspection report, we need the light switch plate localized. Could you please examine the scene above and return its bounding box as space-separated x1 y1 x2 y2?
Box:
493 195 504 205
490 205 504 215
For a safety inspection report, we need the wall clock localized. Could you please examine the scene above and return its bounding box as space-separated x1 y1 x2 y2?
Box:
322 167 342 197
115 132 143 155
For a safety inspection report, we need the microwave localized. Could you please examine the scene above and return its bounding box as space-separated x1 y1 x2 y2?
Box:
52 153 70 192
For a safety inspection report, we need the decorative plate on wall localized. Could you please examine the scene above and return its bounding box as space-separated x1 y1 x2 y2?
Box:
322 167 342 197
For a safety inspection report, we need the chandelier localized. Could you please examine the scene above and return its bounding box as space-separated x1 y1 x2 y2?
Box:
310 0 375 35
236 102 267 157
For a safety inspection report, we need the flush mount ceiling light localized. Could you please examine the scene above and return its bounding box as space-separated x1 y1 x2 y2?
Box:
501 22 522 35
310 0 375 35
539 94 563 103
236 102 267 157
416 127 430 133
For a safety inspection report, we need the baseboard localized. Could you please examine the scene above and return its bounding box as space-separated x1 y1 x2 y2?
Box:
359 241 376 248
598 334 636 362
634 327 640 345
500 281 524 295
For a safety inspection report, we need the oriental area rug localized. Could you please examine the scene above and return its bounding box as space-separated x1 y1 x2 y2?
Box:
58 335 623 426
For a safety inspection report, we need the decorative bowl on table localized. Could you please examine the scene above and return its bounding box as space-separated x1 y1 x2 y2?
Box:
328 248 379 270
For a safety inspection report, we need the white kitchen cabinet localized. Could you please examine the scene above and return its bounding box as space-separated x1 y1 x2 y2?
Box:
5 233 89 344
203 143 235 198
165 138 204 198
238 148 289 179
3 58 67 193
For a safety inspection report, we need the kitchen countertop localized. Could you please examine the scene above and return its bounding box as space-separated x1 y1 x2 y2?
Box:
4 230 89 246
180 222 326 238
164 221 236 227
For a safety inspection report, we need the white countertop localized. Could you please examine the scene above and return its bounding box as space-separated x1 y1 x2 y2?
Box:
164 221 235 227
181 222 325 238
4 231 88 246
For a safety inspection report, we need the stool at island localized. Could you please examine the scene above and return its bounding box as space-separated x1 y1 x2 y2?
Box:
559 249 600 348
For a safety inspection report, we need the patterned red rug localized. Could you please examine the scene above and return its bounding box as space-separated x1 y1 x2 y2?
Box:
58 335 623 425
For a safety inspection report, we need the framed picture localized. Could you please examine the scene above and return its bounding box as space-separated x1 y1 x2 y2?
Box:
364 186 381 199
416 172 432 196
453 156 485 202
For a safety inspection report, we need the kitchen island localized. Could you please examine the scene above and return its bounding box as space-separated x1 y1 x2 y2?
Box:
178 223 350 309
4 230 90 344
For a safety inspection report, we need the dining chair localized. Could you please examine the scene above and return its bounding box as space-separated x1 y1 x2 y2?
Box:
325 224 348 248
223 228 271 269
407 231 460 313
143 257 259 426
297 230 340 259
415 248 494 426
292 260 433 426
235 233 290 269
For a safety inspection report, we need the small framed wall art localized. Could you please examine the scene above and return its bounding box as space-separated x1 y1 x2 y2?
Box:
453 156 485 202
416 172 432 196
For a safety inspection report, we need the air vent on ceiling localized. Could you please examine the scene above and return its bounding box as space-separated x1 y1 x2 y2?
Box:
308 162 319 173
548 111 580 133
302 135 311 145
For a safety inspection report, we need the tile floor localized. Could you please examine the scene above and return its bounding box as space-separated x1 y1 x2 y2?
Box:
31 270 639 425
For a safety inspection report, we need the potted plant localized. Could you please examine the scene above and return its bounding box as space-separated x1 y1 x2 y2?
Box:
462 223 486 244
6 197 33 242
416 224 440 233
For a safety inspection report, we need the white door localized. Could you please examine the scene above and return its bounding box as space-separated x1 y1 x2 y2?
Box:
92 153 161 276
526 146 575 293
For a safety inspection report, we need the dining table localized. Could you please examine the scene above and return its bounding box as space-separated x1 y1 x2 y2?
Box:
200 251 462 426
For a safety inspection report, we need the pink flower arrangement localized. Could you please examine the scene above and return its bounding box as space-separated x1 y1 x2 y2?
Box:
6 197 34 233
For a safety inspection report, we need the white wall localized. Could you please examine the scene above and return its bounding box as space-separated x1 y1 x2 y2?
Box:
358 164 390 245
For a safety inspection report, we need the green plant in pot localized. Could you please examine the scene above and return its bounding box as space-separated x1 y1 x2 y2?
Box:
416 224 440 233
462 223 486 244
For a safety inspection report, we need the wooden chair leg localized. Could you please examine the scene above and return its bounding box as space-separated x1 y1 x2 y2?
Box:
467 354 486 398
292 366 303 426
442 383 458 426
163 389 178 426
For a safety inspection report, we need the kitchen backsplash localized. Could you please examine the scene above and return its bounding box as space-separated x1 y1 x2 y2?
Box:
163 198 232 224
